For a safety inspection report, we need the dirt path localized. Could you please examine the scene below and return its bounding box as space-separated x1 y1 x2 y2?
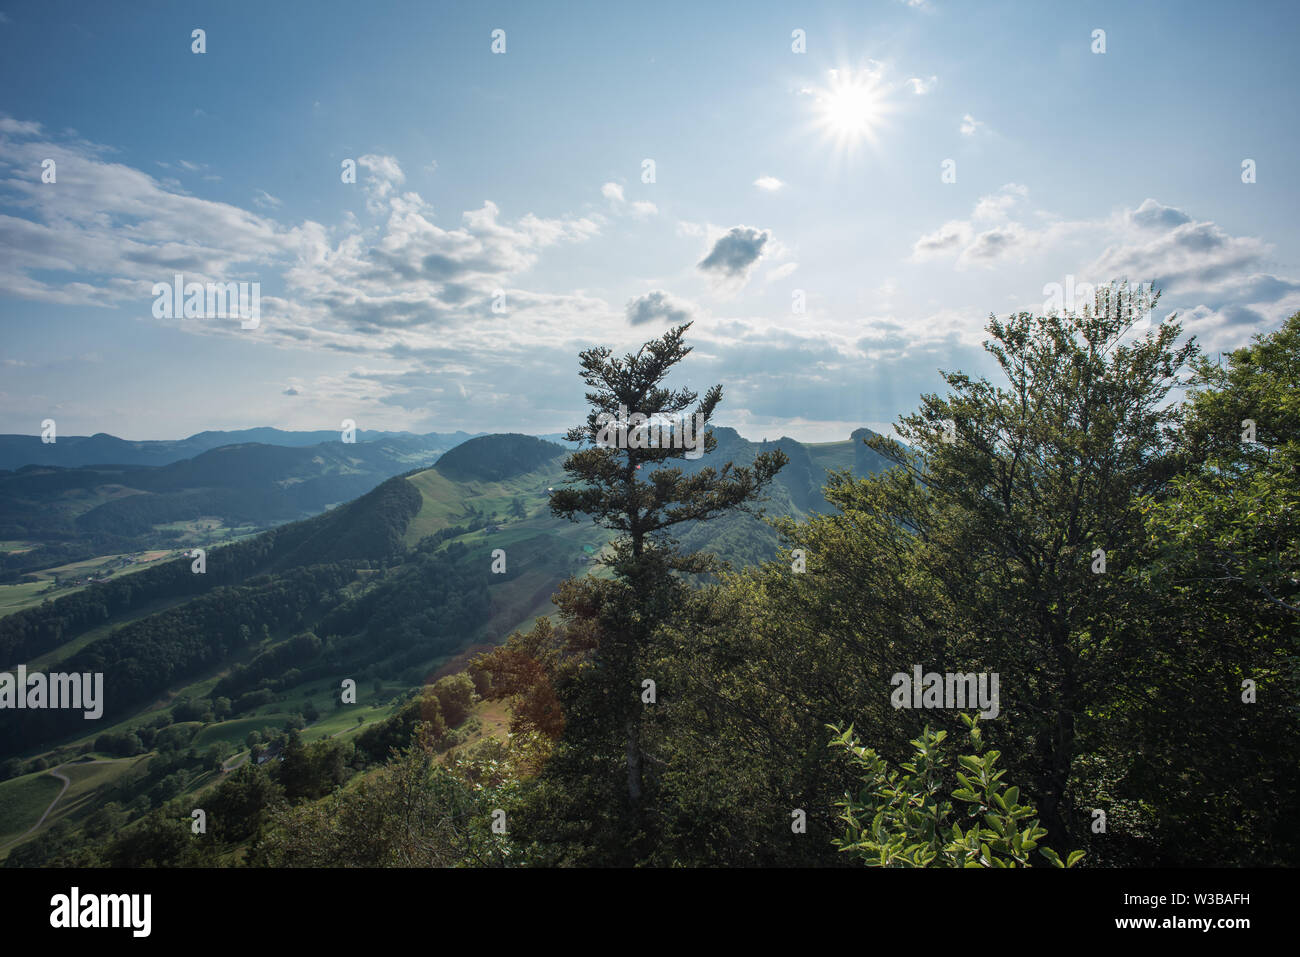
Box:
221 752 250 772
0 759 120 852
0 768 70 851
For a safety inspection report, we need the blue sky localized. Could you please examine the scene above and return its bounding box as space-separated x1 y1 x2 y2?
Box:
1 0 1297 441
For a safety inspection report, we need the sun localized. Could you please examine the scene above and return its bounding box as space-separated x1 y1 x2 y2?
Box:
821 78 881 136
809 68 893 155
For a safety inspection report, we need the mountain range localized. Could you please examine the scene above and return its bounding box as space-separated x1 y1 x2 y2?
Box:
0 432 472 584
0 428 481 472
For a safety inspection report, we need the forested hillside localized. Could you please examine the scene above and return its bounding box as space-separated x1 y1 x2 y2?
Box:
0 415 884 864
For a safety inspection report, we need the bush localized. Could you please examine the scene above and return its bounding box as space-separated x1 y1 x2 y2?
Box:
829 715 1083 868
431 673 476 728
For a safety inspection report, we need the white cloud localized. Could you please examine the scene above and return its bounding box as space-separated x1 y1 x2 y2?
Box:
1128 198 1192 231
358 154 404 186
766 262 799 283
911 220 973 261
754 176 784 192
0 124 293 308
908 192 1299 351
912 186 1034 266
357 154 406 216
601 181 656 219
973 183 1029 222
960 113 985 136
961 222 1032 265
0 117 41 135
1087 216 1270 293
698 225 771 283
626 289 699 326
253 189 283 209
0 123 606 365
906 76 937 95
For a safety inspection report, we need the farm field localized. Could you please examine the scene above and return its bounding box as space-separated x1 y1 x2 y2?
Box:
0 548 180 617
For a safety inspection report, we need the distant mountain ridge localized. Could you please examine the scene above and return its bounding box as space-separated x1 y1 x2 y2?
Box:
0 428 483 471
0 425 898 592
0 435 470 583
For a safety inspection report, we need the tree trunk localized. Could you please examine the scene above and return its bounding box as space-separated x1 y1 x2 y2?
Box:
1039 629 1078 851
625 716 643 804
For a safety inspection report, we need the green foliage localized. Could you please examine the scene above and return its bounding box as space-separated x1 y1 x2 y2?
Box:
642 299 1300 867
830 716 1083 868
203 761 285 847
1105 313 1300 863
94 731 146 757
215 632 323 699
354 689 448 764
259 737 517 867
430 673 477 727
1143 313 1300 620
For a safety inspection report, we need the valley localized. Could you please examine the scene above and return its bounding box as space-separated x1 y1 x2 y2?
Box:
0 426 877 864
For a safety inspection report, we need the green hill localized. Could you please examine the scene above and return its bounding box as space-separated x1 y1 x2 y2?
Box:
431 433 566 483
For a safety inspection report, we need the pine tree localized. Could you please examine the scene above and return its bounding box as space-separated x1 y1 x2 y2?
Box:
547 322 787 850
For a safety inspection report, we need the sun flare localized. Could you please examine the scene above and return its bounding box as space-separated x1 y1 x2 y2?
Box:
810 68 893 154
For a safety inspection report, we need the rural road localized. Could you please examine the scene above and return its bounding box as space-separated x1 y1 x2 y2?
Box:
30 768 71 834
0 767 70 852
0 759 118 852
